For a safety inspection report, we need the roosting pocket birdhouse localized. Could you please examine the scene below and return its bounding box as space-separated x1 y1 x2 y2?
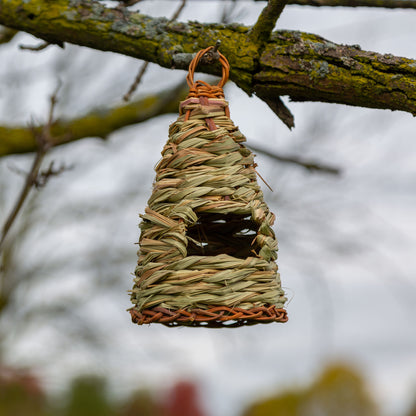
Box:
129 46 287 327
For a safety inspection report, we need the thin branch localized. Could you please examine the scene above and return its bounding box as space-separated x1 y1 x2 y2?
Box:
249 0 289 46
19 41 51 51
0 145 46 252
34 161 73 189
123 61 149 102
0 83 188 158
220 0 238 24
286 0 416 8
170 0 187 21
117 0 143 7
19 40 64 51
0 85 61 252
122 0 187 102
250 1 294 127
249 144 341 175
260 92 295 130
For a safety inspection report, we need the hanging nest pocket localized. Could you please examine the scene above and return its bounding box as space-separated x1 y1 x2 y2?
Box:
129 47 287 327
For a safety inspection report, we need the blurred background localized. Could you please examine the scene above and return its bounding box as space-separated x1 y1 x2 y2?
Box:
0 1 415 415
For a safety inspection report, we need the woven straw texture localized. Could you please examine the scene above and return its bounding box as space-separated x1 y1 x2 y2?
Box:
129 47 287 327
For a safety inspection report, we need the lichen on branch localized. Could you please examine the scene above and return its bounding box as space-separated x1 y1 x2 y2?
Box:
0 0 416 118
286 0 416 8
255 32 416 114
249 0 289 47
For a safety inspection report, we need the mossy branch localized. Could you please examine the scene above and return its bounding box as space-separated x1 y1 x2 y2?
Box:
249 0 289 47
286 0 416 8
255 33 416 115
111 0 416 10
1 0 416 117
0 84 187 157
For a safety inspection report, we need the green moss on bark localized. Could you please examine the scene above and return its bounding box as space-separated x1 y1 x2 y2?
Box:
1 0 416 125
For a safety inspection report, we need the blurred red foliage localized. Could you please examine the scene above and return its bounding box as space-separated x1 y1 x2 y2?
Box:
161 380 207 416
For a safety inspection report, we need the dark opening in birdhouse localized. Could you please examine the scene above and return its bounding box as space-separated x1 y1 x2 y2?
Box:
186 213 260 258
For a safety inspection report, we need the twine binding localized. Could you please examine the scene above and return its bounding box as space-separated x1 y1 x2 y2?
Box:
129 46 287 327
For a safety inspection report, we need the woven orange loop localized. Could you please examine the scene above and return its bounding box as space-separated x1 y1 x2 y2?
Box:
184 46 231 127
186 46 230 94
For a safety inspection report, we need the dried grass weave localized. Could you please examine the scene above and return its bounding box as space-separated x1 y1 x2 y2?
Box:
129 47 287 327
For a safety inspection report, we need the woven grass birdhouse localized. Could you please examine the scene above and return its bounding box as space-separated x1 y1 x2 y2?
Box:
129 47 287 327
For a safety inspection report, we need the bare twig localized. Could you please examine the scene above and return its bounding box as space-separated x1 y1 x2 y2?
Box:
261 95 295 130
220 0 238 24
0 140 48 252
248 144 341 175
123 61 150 102
250 1 294 128
7 160 71 187
19 40 64 51
0 85 61 253
6 163 28 177
123 0 187 102
19 41 51 51
35 161 73 189
118 0 143 6
170 0 187 21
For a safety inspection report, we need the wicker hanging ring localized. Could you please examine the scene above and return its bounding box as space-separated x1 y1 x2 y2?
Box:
186 46 230 90
183 46 231 123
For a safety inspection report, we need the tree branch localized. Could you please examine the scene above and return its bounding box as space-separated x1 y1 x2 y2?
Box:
123 0 186 102
19 41 51 51
1 1 416 115
248 144 341 175
255 33 416 115
286 0 416 8
123 61 150 102
0 85 61 252
106 0 416 9
0 84 187 157
250 0 289 46
99 0 416 9
261 95 295 129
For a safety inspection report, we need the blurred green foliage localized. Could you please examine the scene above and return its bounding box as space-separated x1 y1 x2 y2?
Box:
0 367 48 416
242 363 379 416
62 376 114 416
118 390 161 416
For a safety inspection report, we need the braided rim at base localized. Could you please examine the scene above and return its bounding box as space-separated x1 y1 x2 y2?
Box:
130 305 288 328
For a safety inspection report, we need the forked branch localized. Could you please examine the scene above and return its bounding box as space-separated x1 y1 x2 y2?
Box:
1 0 414 116
0 86 61 252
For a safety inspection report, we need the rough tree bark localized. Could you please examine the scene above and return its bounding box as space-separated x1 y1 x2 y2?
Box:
1 0 415 116
286 0 416 7
0 0 415 158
